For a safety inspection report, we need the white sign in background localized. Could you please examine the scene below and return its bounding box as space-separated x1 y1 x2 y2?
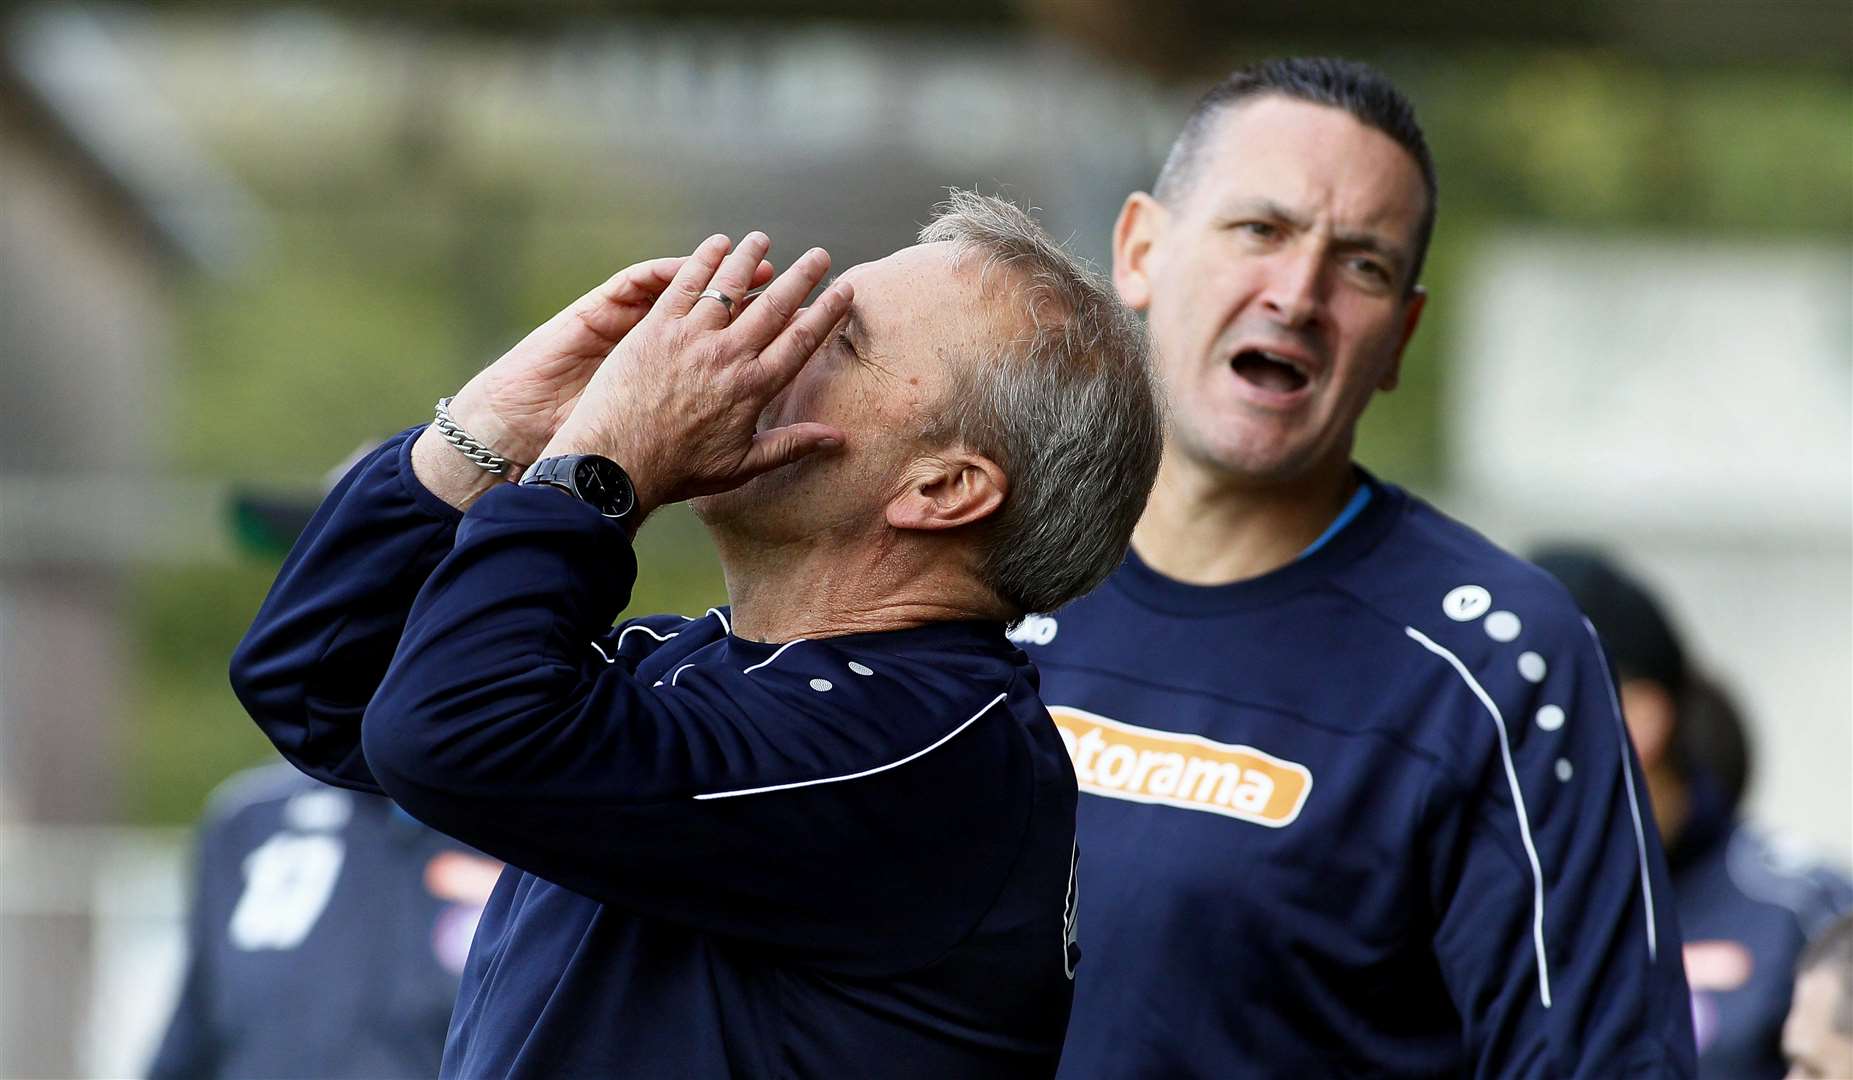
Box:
1451 234 1852 865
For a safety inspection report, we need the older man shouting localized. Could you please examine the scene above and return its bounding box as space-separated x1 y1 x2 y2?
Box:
230 193 1161 1079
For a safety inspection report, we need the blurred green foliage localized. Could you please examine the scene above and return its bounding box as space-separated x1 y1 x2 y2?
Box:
1414 53 1853 234
1352 52 1850 486
125 40 1852 822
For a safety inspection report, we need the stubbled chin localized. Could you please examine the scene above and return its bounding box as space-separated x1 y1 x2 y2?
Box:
692 456 812 524
1179 413 1313 478
689 485 755 526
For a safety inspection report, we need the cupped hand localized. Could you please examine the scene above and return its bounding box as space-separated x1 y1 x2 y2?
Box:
540 231 853 520
445 254 776 470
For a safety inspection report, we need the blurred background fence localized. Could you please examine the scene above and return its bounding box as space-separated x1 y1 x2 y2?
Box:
0 1 1847 1074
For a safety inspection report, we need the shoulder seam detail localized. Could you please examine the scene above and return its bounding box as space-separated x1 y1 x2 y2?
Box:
692 692 1007 801
1405 624 1554 1009
1582 616 1660 963
742 638 809 675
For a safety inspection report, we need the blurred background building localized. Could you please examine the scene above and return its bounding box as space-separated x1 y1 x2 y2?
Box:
0 0 1845 1074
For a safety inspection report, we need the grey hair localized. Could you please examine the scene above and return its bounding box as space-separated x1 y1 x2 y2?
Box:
916 190 1163 619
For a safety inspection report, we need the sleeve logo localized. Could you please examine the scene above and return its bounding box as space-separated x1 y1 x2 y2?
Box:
1007 613 1059 646
1049 706 1312 827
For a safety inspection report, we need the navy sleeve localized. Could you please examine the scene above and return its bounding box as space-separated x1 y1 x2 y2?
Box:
147 827 223 1080
359 483 1030 973
231 428 462 793
1411 604 1696 1078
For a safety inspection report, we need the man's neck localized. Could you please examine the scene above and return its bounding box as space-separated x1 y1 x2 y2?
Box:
708 528 1001 643
1131 450 1360 586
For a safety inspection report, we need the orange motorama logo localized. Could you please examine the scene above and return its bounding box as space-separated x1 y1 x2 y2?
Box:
1049 706 1312 827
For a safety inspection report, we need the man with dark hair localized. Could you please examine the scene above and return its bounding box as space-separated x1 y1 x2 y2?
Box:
1679 673 1755 814
1018 58 1694 1077
1785 914 1853 1079
233 196 1162 1077
1152 56 1439 290
1535 545 1853 1080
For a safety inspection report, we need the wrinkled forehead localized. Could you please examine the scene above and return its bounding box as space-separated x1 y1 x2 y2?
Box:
1191 96 1428 237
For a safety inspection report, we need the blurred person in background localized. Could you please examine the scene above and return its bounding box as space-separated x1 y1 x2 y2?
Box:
1679 671 1754 816
1784 914 1853 1080
1535 546 1853 1080
148 764 500 1079
151 456 503 1080
231 197 1163 1078
1013 57 1694 1078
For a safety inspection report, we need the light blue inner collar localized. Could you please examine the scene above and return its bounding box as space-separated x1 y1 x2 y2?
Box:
1295 482 1373 561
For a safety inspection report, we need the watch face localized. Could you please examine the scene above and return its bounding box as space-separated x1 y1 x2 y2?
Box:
573 457 635 519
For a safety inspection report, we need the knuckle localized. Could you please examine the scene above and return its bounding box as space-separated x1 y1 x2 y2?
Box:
788 324 821 356
760 291 797 323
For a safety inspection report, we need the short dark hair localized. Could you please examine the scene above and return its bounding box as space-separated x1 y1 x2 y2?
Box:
1154 57 1438 293
1798 913 1853 1034
1530 544 1689 693
1676 673 1754 811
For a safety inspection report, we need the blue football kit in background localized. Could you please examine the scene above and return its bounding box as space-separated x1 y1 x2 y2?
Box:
1673 775 1853 1079
1024 474 1696 1079
148 764 487 1080
231 428 1080 1078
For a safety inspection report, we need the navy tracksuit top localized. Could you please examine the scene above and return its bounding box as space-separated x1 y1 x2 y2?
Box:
1025 475 1697 1079
1673 776 1853 1079
148 765 483 1079
230 428 1080 1078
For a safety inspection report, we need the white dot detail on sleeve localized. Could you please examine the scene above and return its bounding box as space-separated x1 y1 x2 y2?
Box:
1555 758 1574 782
847 662 874 676
1484 610 1522 642
1536 705 1566 731
1443 585 1492 621
1517 651 1547 683
809 678 834 692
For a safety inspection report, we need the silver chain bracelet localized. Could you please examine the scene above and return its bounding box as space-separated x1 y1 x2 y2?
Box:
432 397 528 477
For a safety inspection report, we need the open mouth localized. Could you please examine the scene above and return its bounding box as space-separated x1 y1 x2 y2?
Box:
1230 349 1310 394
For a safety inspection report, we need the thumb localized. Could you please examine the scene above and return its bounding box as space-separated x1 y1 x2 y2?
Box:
736 423 846 480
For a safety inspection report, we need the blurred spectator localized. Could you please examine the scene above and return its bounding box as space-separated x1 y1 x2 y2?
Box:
148 764 500 1079
151 446 501 1079
1534 545 1853 1080
1783 913 1853 1080
1679 672 1755 817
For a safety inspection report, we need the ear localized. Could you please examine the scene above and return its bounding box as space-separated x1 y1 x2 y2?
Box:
1618 678 1679 771
1377 285 1427 392
885 451 1007 533
1112 192 1166 313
